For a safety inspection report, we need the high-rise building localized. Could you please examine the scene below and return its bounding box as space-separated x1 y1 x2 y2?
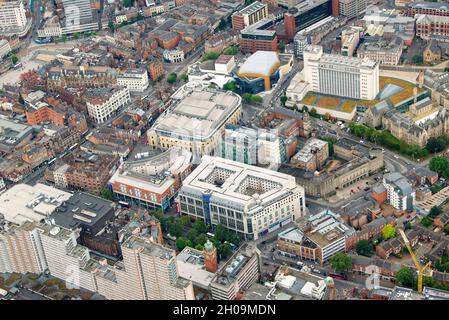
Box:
1 220 195 300
383 173 415 212
303 45 379 100
178 156 306 240
338 0 367 19
210 244 260 300
232 1 269 32
85 86 131 123
239 19 278 54
147 86 242 157
0 0 27 28
117 69 149 92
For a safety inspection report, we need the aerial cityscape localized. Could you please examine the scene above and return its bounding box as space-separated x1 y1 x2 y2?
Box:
2 0 449 304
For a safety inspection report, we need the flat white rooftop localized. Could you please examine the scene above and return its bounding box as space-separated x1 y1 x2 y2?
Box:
152 89 241 141
180 156 302 212
0 183 72 225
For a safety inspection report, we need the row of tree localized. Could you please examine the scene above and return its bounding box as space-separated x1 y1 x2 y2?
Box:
151 211 241 260
348 122 429 159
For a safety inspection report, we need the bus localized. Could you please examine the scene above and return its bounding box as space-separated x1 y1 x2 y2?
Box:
118 201 130 208
47 157 56 165
69 143 79 151
206 232 215 238
0 288 8 297
328 273 347 280
13 63 23 69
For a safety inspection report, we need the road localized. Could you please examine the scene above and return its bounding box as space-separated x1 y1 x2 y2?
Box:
12 288 51 301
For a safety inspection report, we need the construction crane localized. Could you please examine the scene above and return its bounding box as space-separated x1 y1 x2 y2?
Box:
398 229 431 292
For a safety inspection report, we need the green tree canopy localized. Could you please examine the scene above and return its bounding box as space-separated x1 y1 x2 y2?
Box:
412 54 423 64
223 46 239 55
429 206 442 218
421 216 433 228
11 53 18 65
329 253 352 273
430 156 449 179
218 242 232 259
356 240 374 256
382 225 396 240
396 267 414 287
186 228 198 243
250 95 263 104
223 80 237 92
194 234 208 247
176 237 192 251
123 0 134 7
167 73 177 84
280 95 288 106
179 215 191 227
169 222 182 238
100 188 113 201
193 220 208 233
202 51 220 62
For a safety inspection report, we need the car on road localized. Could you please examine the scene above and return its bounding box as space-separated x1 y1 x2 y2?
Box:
312 269 321 274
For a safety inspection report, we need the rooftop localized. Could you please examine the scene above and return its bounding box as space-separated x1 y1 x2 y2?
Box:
49 192 115 234
152 88 241 142
180 156 301 212
0 183 72 225
238 51 280 77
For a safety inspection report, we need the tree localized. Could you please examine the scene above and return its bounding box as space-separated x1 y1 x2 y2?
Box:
194 234 208 247
444 224 449 236
73 32 80 40
250 95 263 104
396 267 414 287
195 244 204 251
302 105 309 113
169 223 182 238
329 253 352 273
108 20 115 32
223 80 237 92
430 156 449 179
280 95 288 106
404 221 412 230
11 53 18 65
100 188 113 201
179 215 191 227
186 228 198 243
421 216 433 228
429 206 442 218
412 54 423 64
223 46 239 55
426 137 447 153
215 224 228 242
167 73 177 84
193 220 208 233
278 40 286 53
324 112 331 121
53 37 59 44
180 73 189 82
176 237 192 251
242 93 252 103
218 242 232 259
202 51 220 62
310 107 317 116
356 240 373 256
382 225 396 240
123 0 134 7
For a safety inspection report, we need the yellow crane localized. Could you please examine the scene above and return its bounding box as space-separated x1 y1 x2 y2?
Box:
398 229 432 292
